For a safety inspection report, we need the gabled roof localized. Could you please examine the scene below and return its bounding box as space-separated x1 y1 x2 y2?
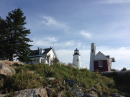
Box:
93 51 108 60
43 48 52 55
29 48 52 56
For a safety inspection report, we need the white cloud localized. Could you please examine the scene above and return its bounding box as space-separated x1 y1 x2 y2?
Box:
45 37 58 42
80 30 91 38
41 16 68 30
65 41 75 46
101 0 130 3
30 37 78 48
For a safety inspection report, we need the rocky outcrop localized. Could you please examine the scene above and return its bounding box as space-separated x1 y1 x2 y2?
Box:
0 62 15 77
0 60 24 66
14 88 48 97
65 79 77 87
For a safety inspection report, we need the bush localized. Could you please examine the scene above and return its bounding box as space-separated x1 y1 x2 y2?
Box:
121 67 127 71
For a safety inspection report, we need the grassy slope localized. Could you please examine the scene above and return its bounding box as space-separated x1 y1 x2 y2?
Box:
1 63 122 96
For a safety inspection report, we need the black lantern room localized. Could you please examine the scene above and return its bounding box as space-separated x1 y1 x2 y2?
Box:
73 48 80 56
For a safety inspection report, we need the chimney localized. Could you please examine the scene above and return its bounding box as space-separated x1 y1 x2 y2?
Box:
38 47 40 50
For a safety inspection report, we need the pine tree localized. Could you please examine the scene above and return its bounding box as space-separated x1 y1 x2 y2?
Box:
0 8 33 62
0 17 9 60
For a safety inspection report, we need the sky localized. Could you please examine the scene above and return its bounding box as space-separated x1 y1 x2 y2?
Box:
0 0 130 70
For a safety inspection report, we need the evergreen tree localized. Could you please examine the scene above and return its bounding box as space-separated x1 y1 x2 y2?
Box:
0 17 9 60
0 8 33 62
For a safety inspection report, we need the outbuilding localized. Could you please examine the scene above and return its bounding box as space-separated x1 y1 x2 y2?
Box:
90 43 115 72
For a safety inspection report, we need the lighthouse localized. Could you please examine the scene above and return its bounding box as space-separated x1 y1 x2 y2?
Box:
89 43 96 71
73 48 81 69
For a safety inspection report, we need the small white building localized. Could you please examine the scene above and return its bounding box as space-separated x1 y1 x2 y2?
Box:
72 48 81 69
27 47 58 66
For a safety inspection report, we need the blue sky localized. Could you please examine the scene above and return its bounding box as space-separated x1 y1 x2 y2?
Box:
0 0 130 70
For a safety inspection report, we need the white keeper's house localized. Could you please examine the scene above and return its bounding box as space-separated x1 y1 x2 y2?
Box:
27 47 58 66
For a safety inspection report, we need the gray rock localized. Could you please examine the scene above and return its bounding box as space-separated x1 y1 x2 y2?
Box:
0 60 24 66
45 77 55 81
84 93 95 97
14 88 48 97
71 87 83 94
0 62 15 77
47 85 52 88
0 94 7 97
76 91 84 97
65 79 77 87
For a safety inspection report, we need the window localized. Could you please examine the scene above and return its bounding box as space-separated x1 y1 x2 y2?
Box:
98 61 103 67
77 59 79 61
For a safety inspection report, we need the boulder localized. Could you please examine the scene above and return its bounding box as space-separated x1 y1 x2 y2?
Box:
65 79 77 87
0 60 24 66
0 62 15 77
14 88 48 97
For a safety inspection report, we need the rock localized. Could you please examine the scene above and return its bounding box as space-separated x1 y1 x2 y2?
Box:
71 87 83 94
0 60 24 66
84 93 95 97
60 85 65 90
65 79 77 87
0 62 15 77
57 92 62 97
0 94 7 97
76 91 84 97
46 88 55 97
110 93 124 97
45 77 55 81
86 87 101 97
14 88 48 97
47 85 52 88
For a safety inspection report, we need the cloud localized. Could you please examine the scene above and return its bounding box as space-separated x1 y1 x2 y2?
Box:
45 37 58 42
30 37 78 49
80 30 91 38
65 41 75 46
41 16 68 31
100 0 130 3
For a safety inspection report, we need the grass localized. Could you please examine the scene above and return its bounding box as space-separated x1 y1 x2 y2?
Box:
0 63 122 97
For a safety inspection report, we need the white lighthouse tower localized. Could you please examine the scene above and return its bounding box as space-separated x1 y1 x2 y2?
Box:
89 43 96 71
73 48 81 69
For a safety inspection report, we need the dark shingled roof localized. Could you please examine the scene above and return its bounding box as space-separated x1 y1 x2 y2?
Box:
29 48 52 56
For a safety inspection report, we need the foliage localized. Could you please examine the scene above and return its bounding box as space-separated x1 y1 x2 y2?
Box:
103 71 130 93
121 67 127 71
53 58 59 64
0 8 33 62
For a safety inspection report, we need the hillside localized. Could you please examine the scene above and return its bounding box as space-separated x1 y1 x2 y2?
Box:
0 63 130 97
